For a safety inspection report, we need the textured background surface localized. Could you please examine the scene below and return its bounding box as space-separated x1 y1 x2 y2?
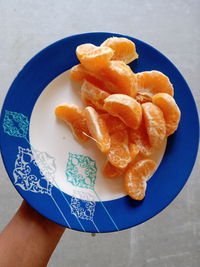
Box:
0 0 199 266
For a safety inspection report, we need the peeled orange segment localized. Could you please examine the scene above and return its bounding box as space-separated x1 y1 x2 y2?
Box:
83 102 107 116
101 37 138 64
152 93 181 136
70 61 138 97
83 106 110 153
100 61 137 97
55 105 89 142
142 103 166 147
136 71 174 103
71 119 90 143
69 64 87 82
103 161 125 179
55 104 81 123
70 64 105 88
103 94 142 129
124 159 156 200
81 81 110 111
100 113 127 134
76 43 114 72
83 99 106 114
129 122 152 157
82 99 97 110
69 64 116 93
129 143 140 160
107 129 132 169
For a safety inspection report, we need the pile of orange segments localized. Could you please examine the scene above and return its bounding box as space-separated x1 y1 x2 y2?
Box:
55 37 181 201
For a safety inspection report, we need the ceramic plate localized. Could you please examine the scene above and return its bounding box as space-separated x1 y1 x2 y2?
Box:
0 32 199 233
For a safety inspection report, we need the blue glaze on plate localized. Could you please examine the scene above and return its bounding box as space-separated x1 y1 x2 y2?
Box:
0 32 199 232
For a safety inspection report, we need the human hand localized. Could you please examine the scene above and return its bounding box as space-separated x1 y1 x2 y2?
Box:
0 201 65 267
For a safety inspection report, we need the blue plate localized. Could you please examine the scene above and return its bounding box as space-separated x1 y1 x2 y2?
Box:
0 32 199 233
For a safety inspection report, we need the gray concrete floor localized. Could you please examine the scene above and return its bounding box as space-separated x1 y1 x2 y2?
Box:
0 0 199 266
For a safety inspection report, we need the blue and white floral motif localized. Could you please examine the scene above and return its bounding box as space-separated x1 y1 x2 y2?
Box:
66 153 97 190
70 190 96 221
3 110 29 139
13 147 53 195
32 148 56 183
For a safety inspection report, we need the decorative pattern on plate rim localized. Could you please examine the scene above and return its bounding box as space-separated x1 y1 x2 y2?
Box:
2 110 74 229
3 109 119 232
66 152 119 231
3 110 29 140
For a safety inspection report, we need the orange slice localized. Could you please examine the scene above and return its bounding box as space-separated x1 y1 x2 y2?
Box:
83 106 110 153
69 64 117 94
70 61 138 97
103 94 142 129
83 99 107 114
69 64 105 88
142 103 166 147
152 93 181 136
128 143 140 160
100 61 137 97
107 129 132 169
69 64 87 82
103 161 125 179
76 43 114 72
81 81 110 111
124 159 156 200
129 122 152 157
55 105 89 142
100 113 127 134
136 71 174 103
101 37 138 64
